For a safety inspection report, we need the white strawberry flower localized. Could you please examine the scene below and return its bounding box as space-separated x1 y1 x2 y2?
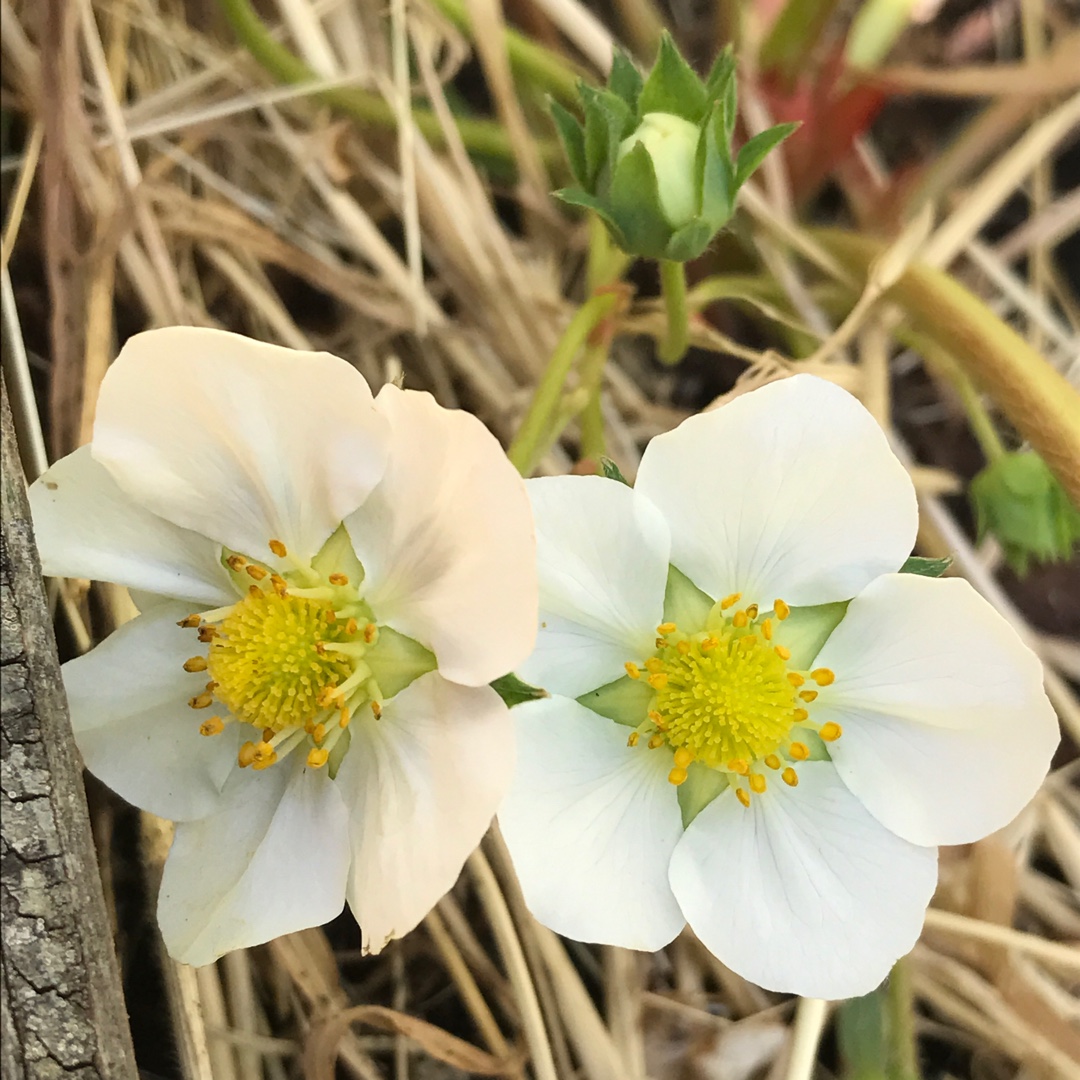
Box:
498 375 1057 999
30 327 537 967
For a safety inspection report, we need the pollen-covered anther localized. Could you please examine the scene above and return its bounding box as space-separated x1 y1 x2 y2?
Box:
657 622 677 635
728 759 749 775
732 610 749 628
238 741 258 768
226 554 247 572
178 614 202 628
668 766 689 786
197 626 218 643
764 753 781 770
676 640 691 655
774 645 791 660
188 693 213 709
248 584 261 597
183 656 208 673
312 722 327 743
720 592 742 610
787 672 805 687
736 788 752 808
252 753 278 771
745 604 759 620
345 618 359 636
307 747 330 768
799 689 818 702
774 599 790 620
339 705 351 727
270 574 288 596
199 716 225 737
268 539 288 558
820 722 843 742
811 667 835 686
789 741 810 760
792 707 809 722
369 701 381 721
749 773 767 794
673 747 693 769
363 623 377 644
625 662 641 679
700 636 719 652
647 733 665 750
647 672 668 689
329 572 349 586
246 564 268 581
627 731 640 747
762 618 773 640
782 767 799 787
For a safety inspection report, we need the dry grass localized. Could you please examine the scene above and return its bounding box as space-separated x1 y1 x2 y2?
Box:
2 0 1078 1077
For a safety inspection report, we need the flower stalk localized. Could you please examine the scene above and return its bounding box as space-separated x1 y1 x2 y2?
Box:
658 260 690 364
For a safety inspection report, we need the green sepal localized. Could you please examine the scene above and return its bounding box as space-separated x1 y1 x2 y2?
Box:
607 142 672 260
327 726 351 780
734 122 798 189
767 600 848 670
365 626 437 699
580 84 633 187
663 565 713 635
639 31 708 123
608 51 643 112
554 187 627 247
490 672 548 708
664 219 715 262
599 456 629 484
698 106 735 231
704 45 736 103
899 555 952 578
549 99 587 185
576 674 652 726
678 764 728 828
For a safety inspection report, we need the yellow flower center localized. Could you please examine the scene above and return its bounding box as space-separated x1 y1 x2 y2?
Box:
207 593 353 732
624 595 841 807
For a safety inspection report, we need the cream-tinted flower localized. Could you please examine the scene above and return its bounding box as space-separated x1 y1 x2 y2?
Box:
30 327 537 966
499 375 1057 999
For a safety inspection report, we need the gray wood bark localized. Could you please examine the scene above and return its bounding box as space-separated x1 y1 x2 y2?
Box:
1 377 137 1079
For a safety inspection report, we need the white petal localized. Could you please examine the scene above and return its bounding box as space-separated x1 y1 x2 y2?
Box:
345 386 537 686
811 574 1059 846
499 696 685 951
93 327 390 561
29 446 233 606
64 603 239 821
157 757 351 966
668 762 937 999
516 475 671 698
334 672 513 953
635 375 917 607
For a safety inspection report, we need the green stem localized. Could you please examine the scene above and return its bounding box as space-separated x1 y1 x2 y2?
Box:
658 260 689 364
885 958 920 1080
217 0 561 174
508 292 621 475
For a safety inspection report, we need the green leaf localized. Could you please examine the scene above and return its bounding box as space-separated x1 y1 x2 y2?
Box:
599 456 629 484
734 122 798 189
639 31 708 122
608 51 643 112
490 672 548 708
899 555 952 578
553 187 627 246
607 141 672 259
664 218 714 261
550 99 587 185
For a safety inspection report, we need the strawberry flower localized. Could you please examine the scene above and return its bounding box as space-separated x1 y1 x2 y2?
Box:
30 327 537 966
498 375 1057 999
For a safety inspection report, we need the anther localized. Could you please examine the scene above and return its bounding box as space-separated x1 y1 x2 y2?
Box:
345 618 359 636
205 681 218 692
253 740 274 761
238 742 258 768
183 656 208 673
792 708 809 722
369 701 381 721
262 728 275 743
252 753 278 771
749 773 767 794
312 722 327 743
645 658 664 673
647 733 665 750
226 554 247 572
197 626 218 643
325 610 337 624
739 634 758 649
762 618 773 640
315 641 326 655
657 622 676 634
789 741 810 760
248 585 261 597
647 710 666 728
782 767 799 787
668 766 688 786
673 747 693 769
246 564 267 581
787 672 805 687
728 759 749 775
269 539 288 558
799 689 818 702
188 693 213 709
736 788 752 808
676 640 691 655
340 706 351 727
625 662 641 679
733 610 749 628
329 572 349 586
199 716 224 737
363 623 377 644
655 637 666 648
177 614 202 628
627 732 640 747
647 672 668 690
720 593 742 610
774 599 790 620
811 668 835 686
745 604 759 620
317 686 338 708
820 722 843 742
774 645 791 660
270 574 288 596
700 636 719 652
307 748 330 768
764 754 781 770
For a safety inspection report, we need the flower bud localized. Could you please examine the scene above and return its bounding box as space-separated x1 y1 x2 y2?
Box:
618 112 700 230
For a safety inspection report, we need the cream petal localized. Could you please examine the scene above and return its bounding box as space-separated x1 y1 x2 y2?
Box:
515 475 671 698
668 762 938 999
92 327 390 561
345 385 536 687
64 603 240 821
157 757 351 967
498 696 685 951
635 375 917 607
334 672 513 953
29 446 233 606
811 573 1059 846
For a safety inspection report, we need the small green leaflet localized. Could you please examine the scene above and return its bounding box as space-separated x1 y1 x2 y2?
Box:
599 456 629 484
491 673 548 708
899 555 952 578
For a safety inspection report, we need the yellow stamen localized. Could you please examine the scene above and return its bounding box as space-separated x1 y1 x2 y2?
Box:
762 618 773 640
178 614 202 628
340 706 351 727
733 610 749 628
647 672 668 689
728 759 749 775
625 662 641 679
764 753 781 770
745 604 759 620
657 622 676 634
774 645 791 660
307 747 330 768
673 747 693 769
238 741 258 767
736 788 752 808
188 693 213 709
312 722 327 743
199 716 224 737
820 722 843 741
329 572 349 586
245 564 267 581
226 554 247 572
644 657 664 674
627 731 640 747
792 708 809 722
270 574 288 596
345 617 359 636
369 701 380 720
363 623 377 643
799 689 818 702
647 733 665 750
700 636 719 652
787 672 805 687
774 599 790 620
647 710 666 728
782 767 799 787
789 741 810 760
248 584 262 597
197 625 218 643
668 766 688 786
676 640 691 655
183 656 208 673
269 539 288 558
811 667 835 686
252 753 278 771
720 592 742 610
749 773 767 794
